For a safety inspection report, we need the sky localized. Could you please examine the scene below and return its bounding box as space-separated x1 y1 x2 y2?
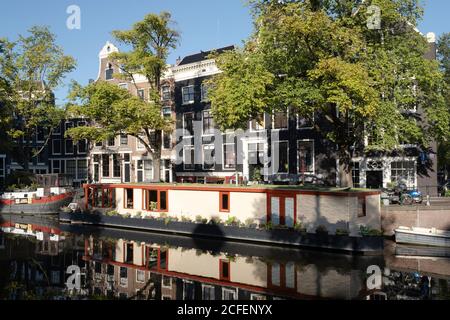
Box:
0 0 448 104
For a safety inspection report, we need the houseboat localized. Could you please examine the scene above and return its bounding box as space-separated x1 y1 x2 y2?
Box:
0 174 75 215
81 183 381 235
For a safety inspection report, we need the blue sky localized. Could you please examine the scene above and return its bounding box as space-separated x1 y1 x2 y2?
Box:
0 0 448 104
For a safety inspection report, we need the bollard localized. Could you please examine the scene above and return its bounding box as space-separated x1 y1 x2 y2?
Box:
426 195 430 206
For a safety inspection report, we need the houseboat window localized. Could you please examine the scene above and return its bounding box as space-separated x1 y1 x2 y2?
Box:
136 269 145 283
160 191 167 211
298 140 314 174
107 265 115 276
273 141 289 174
222 288 236 300
220 192 230 212
286 262 296 289
147 248 158 269
162 276 172 288
94 261 102 273
183 281 195 300
223 144 236 169
358 196 367 217
271 263 281 286
125 243 134 263
120 267 127 279
125 189 134 209
220 259 230 281
113 155 121 178
102 154 110 177
159 249 168 270
202 285 215 300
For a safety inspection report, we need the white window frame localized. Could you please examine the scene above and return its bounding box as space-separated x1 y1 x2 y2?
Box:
222 143 236 171
272 140 289 174
182 85 195 105
162 106 172 118
272 110 289 131
65 121 74 132
202 284 215 300
201 83 209 102
183 112 194 138
161 85 171 101
162 131 171 150
136 159 154 183
182 280 195 300
52 139 62 155
202 144 215 171
52 123 61 135
77 139 87 154
222 288 237 300
183 145 195 171
136 269 145 283
202 110 215 136
162 275 172 289
65 139 74 155
118 83 128 90
65 159 77 179
297 139 315 174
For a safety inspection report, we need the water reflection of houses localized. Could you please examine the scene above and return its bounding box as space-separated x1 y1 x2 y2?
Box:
83 235 379 300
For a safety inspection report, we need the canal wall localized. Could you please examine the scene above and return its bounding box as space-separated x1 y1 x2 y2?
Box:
381 206 450 236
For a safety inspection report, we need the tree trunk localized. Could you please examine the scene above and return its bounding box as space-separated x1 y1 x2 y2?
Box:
152 130 162 183
337 148 353 188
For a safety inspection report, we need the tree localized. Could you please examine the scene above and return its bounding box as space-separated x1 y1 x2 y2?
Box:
67 12 180 182
208 0 450 187
0 26 76 171
436 32 450 180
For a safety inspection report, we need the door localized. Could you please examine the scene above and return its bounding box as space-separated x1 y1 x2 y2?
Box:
285 198 295 227
366 171 383 189
271 197 280 226
269 195 295 227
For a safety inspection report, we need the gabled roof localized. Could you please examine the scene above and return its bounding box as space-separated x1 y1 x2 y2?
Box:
177 45 235 66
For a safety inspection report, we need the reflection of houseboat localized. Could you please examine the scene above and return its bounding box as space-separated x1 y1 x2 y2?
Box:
0 214 62 242
0 174 74 215
395 227 450 248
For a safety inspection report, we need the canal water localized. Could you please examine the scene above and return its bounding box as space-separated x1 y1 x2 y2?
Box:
0 214 449 300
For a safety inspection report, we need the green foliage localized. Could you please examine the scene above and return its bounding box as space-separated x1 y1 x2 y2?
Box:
225 216 240 226
195 215 203 223
181 216 192 223
359 225 383 236
105 210 119 217
209 216 222 225
294 222 307 233
335 228 350 236
0 26 76 170
209 0 450 186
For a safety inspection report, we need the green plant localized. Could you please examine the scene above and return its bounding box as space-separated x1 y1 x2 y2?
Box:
201 218 208 224
181 216 192 223
135 211 142 218
315 225 328 234
195 215 203 223
359 225 383 237
225 216 239 226
209 216 222 225
105 210 119 217
159 212 168 219
294 222 307 233
122 213 131 219
261 221 273 230
164 217 171 226
335 229 350 236
446 190 450 197
245 218 256 228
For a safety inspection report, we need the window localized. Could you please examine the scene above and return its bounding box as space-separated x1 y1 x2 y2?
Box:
93 155 100 182
65 122 74 131
53 124 61 135
182 85 195 104
137 89 145 100
250 115 265 131
202 145 215 170
77 160 88 180
222 288 236 300
159 249 168 270
162 85 171 101
183 146 195 170
273 111 288 130
223 144 236 169
273 141 289 174
162 276 172 288
52 160 61 174
136 270 145 283
105 64 114 80
124 189 134 209
271 263 281 286
107 137 115 147
118 83 128 90
220 259 230 281
77 140 87 154
251 294 267 300
143 189 168 212
201 83 209 102
202 110 215 135
120 134 128 146
137 160 153 182
183 280 195 300
123 154 131 183
391 160 415 188
352 162 360 188
95 141 103 147
183 112 194 136
52 139 61 155
297 113 314 129
0 158 4 178
51 271 60 285
297 140 314 174
113 155 121 178
358 196 366 217
102 154 110 177
220 192 230 212
137 136 145 150
202 285 215 300
65 139 74 154
162 106 172 118
163 131 171 149
66 160 76 177
125 243 134 263
36 126 46 142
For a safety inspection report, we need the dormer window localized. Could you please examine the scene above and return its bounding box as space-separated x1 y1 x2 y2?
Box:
105 63 114 80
